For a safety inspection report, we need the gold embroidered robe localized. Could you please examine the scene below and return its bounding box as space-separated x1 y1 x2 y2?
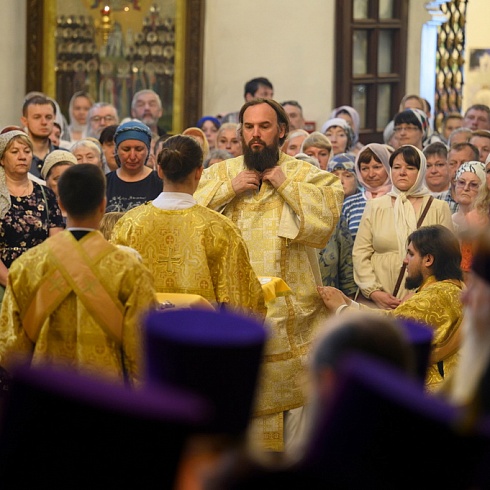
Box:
0 230 156 384
359 275 463 391
195 153 344 450
110 202 266 317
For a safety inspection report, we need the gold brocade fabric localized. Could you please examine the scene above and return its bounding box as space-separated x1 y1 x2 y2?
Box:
0 230 157 384
359 275 463 391
110 202 266 318
195 154 344 451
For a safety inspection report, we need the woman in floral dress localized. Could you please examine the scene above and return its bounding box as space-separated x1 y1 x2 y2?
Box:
0 130 64 299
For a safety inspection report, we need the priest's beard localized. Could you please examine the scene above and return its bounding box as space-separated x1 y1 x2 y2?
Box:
243 135 280 172
449 307 490 405
405 270 423 291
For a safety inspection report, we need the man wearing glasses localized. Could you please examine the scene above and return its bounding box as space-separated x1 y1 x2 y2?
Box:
86 102 119 139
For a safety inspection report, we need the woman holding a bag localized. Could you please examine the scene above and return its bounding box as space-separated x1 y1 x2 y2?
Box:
353 144 454 309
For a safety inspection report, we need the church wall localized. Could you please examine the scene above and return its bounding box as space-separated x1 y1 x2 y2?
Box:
0 1 489 131
0 1 27 129
201 0 335 131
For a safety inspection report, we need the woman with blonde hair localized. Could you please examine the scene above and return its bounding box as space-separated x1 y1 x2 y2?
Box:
300 131 332 170
0 130 64 299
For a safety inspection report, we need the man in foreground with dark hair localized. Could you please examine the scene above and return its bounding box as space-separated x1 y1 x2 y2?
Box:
319 224 464 391
196 98 343 452
0 164 156 386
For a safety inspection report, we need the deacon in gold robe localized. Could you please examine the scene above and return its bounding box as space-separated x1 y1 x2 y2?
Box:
319 224 464 392
111 201 266 317
195 99 343 451
110 134 266 319
0 165 156 385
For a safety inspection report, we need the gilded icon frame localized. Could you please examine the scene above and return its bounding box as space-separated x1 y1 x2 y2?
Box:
25 0 203 134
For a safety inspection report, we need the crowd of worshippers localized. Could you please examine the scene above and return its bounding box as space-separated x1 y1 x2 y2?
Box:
0 77 489 486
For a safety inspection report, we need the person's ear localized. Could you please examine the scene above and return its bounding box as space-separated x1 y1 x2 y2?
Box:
278 123 286 140
156 165 164 180
196 166 204 180
424 254 434 268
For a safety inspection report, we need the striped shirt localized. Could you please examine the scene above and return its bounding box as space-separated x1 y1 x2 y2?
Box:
342 191 367 241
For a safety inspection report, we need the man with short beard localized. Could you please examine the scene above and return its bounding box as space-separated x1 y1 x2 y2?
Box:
195 98 344 453
319 224 464 392
130 89 167 138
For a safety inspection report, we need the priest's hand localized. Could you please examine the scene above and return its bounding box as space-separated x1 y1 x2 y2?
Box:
232 170 261 195
317 286 348 311
369 290 401 310
261 166 286 189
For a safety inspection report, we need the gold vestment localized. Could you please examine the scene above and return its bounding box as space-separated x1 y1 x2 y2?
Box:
359 275 463 391
110 202 266 317
195 153 344 450
0 230 156 385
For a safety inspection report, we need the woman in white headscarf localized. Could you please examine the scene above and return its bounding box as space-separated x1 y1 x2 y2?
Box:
329 105 364 154
320 118 354 156
342 143 393 240
353 145 454 309
451 161 486 231
67 91 94 143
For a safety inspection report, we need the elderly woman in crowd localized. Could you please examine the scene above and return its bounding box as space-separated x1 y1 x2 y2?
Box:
40 149 77 199
0 130 64 300
329 105 364 154
342 143 393 240
353 144 453 309
451 161 486 231
300 131 332 170
216 122 242 157
450 160 486 280
281 129 309 157
70 138 104 170
320 118 354 156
